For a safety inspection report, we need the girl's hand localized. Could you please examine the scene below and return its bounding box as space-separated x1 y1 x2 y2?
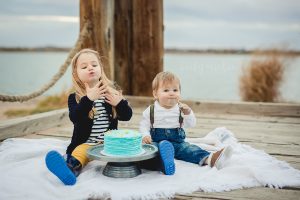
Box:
85 81 107 101
142 135 152 144
105 92 123 106
178 101 191 115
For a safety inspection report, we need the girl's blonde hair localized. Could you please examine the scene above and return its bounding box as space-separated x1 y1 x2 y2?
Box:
71 48 119 118
152 71 181 92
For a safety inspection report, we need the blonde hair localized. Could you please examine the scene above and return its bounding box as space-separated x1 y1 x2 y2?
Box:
71 48 119 118
152 71 181 92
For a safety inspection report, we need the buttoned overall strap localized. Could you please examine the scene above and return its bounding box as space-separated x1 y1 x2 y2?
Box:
150 104 184 128
150 104 155 128
179 109 183 128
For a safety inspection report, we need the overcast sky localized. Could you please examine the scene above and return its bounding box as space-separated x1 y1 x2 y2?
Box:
0 0 299 50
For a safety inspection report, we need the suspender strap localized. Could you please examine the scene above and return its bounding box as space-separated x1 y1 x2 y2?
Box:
179 109 183 128
150 104 184 128
150 104 154 128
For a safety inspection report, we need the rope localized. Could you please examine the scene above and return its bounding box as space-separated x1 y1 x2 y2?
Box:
0 21 91 102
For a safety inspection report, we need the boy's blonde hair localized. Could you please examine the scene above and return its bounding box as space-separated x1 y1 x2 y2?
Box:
71 48 119 118
152 71 181 92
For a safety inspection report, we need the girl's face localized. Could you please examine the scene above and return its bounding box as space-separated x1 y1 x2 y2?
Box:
153 80 181 109
76 53 102 87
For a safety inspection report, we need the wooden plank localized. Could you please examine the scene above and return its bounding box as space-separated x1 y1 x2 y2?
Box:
22 133 70 140
35 124 72 137
187 122 300 144
132 108 300 124
0 109 68 141
174 187 300 200
190 124 300 136
273 155 300 170
25 101 295 138
126 96 300 117
118 114 300 138
240 142 300 158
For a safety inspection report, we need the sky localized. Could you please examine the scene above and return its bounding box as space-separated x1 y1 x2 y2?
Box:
0 0 299 50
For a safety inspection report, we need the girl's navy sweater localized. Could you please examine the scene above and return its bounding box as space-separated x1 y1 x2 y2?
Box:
66 93 133 154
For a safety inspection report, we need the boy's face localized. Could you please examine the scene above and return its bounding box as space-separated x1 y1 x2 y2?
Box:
153 80 181 109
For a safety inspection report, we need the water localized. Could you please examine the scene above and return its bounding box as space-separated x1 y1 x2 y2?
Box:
165 54 247 101
0 52 72 96
165 54 300 102
0 52 299 102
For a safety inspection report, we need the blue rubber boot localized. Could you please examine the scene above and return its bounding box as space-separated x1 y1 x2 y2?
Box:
158 140 175 175
45 151 77 185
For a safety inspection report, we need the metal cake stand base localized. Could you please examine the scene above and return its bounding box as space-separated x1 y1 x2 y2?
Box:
103 162 141 178
87 144 158 178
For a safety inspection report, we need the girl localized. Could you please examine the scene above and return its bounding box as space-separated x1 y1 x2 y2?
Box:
45 49 132 185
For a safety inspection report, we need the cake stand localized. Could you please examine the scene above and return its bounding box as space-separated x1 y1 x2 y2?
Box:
87 144 158 178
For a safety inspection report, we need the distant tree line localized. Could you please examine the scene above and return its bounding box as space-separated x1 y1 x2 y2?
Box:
1 47 300 56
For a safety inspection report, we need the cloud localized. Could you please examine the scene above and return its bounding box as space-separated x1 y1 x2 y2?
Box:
24 15 78 23
164 0 300 23
0 15 79 23
165 19 300 32
0 0 299 49
163 0 300 49
0 0 77 16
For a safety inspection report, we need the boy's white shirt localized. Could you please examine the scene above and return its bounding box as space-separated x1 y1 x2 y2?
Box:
139 100 196 137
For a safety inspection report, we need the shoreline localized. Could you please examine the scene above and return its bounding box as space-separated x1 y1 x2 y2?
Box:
1 47 300 56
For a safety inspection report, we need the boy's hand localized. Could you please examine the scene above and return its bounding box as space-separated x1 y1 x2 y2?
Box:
142 135 152 144
178 101 191 115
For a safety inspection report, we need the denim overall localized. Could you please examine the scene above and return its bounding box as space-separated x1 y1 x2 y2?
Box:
150 104 210 166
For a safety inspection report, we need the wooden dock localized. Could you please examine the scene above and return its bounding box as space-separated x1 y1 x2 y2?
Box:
1 96 300 199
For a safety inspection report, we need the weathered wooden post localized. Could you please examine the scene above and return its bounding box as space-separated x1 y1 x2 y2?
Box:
80 0 163 96
114 0 164 96
80 0 115 80
114 0 132 94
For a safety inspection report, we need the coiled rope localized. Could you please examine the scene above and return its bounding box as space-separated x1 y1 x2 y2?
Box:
0 21 91 102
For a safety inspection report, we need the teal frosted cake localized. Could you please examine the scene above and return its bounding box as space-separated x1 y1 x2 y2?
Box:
103 129 143 156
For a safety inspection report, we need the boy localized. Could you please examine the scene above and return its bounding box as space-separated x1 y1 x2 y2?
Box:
140 71 233 175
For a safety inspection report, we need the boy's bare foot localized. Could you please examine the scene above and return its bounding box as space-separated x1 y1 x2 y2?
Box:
210 146 233 169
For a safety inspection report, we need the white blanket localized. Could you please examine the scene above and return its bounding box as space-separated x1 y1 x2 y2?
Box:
0 127 299 200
